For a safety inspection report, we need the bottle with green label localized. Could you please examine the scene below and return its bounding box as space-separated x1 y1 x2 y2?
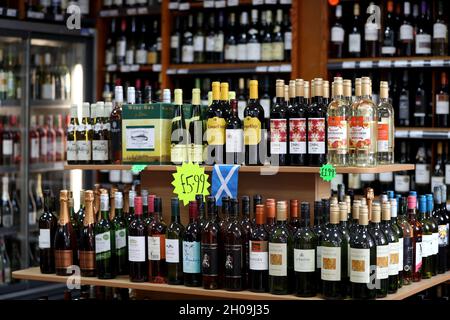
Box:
95 192 116 279
112 191 128 275
171 89 188 164
183 201 202 287
189 88 205 164
166 197 185 285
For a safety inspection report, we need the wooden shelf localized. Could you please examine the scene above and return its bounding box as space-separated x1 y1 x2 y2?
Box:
104 64 161 73
64 164 415 174
328 56 450 70
167 63 291 75
396 128 450 140
12 267 450 300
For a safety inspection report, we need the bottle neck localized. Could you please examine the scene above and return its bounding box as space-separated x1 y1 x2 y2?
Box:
115 207 123 218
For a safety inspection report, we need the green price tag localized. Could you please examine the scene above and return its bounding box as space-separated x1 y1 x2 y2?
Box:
320 163 336 182
172 162 210 206
131 165 148 174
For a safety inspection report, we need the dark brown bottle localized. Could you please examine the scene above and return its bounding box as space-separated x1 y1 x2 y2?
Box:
39 189 57 274
110 86 123 164
224 198 244 291
54 190 75 276
201 196 220 289
240 196 252 287
307 79 327 166
79 190 96 277
128 196 148 282
249 204 269 292
147 197 167 283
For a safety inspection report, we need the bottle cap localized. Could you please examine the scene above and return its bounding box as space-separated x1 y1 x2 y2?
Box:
407 195 416 210
163 89 171 103
371 202 381 223
255 204 265 225
148 195 155 213
330 204 339 224
115 86 123 103
134 196 142 215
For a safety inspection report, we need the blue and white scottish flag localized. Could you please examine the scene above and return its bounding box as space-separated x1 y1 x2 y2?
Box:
211 165 240 206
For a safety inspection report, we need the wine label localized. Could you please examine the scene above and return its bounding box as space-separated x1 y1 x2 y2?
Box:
95 231 112 254
381 46 396 55
289 118 306 154
247 42 261 61
271 42 284 61
261 43 272 61
415 164 430 184
125 126 154 151
327 116 347 154
225 44 237 61
171 144 188 163
226 129 243 153
182 45 194 63
403 237 413 273
115 228 126 250
249 240 268 271
214 34 224 52
364 23 379 41
260 99 271 118
224 244 243 278
237 44 247 61
348 33 361 53
66 141 77 162
128 236 146 262
415 241 422 273
270 119 287 154
308 118 326 154
316 246 322 268
321 246 341 281
284 31 292 50
79 251 95 271
166 238 180 263
77 141 92 161
433 23 448 39
331 26 345 42
170 35 179 49
40 137 47 157
360 173 375 182
269 242 287 276
183 241 201 274
93 141 109 161
55 250 73 270
400 24 414 40
376 245 389 280
205 36 215 52
438 224 448 246
194 35 205 52
125 49 134 65
201 243 219 276
206 117 226 145
398 237 404 272
394 174 410 193
432 232 439 254
399 94 410 120
436 96 449 115
148 235 165 261
244 117 262 146
294 248 315 272
135 49 147 64
189 144 204 163
415 34 431 55
116 40 126 58
237 101 247 121
42 83 55 100
431 177 445 195
377 121 389 152
379 172 393 183
39 229 51 249
2 139 12 156
422 234 432 258
349 116 372 151
350 247 370 284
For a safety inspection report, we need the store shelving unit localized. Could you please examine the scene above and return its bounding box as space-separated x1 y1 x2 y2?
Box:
395 128 450 140
328 56 450 70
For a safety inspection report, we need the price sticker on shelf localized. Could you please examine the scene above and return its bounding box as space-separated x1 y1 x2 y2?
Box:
204 0 215 8
179 2 190 10
131 165 148 174
359 61 373 69
377 60 392 68
430 60 444 67
411 60 425 68
172 162 210 206
319 163 336 182
227 0 239 6
126 8 137 15
215 0 226 8
168 2 179 10
137 7 148 15
393 60 408 68
6 9 17 17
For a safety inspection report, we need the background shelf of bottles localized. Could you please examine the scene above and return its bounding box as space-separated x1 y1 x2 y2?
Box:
328 56 450 70
166 63 292 75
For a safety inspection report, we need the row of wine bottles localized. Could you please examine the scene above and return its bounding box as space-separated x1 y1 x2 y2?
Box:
38 184 450 299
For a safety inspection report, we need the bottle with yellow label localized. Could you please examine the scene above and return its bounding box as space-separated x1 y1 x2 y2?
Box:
244 80 266 165
170 89 188 164
189 88 205 163
206 82 227 164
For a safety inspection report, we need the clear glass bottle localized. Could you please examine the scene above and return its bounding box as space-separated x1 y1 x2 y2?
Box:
377 81 394 164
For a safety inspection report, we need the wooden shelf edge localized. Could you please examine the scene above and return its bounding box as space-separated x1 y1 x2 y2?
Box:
13 267 450 300
63 164 415 174
329 56 450 63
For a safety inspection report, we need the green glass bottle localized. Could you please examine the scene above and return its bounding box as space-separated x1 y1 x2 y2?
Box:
338 202 350 298
269 201 293 295
381 201 399 294
418 195 433 279
166 197 185 285
112 191 128 275
95 192 116 279
389 198 404 288
426 194 439 276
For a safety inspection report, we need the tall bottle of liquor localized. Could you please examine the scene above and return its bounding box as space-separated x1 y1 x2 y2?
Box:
399 2 414 56
171 89 188 164
369 203 389 298
348 3 362 58
224 199 244 291
415 1 431 56
54 190 74 276
147 197 167 283
426 194 439 276
38 189 56 274
433 0 448 56
432 143 445 192
189 88 205 164
249 204 269 292
225 94 243 165
330 5 344 58
381 1 396 56
183 201 202 287
270 79 288 166
128 196 147 282
289 80 307 165
350 206 376 300
79 190 96 277
244 80 265 166
397 197 414 284
269 201 293 295
350 77 377 167
202 196 220 289
166 197 185 285
294 202 317 297
110 85 123 163
436 72 449 128
206 82 226 165
415 145 431 195
327 78 349 166
377 81 394 164
407 196 423 282
112 191 128 275
434 187 448 273
308 79 327 166
95 192 115 279
418 195 432 279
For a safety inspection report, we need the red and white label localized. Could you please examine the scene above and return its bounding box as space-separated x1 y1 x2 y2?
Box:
377 122 389 152
289 118 306 154
327 116 347 154
349 116 371 149
308 118 326 154
270 119 287 155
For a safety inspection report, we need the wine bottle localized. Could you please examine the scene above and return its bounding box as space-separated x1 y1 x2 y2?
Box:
418 195 432 279
289 199 300 234
95 192 116 279
66 105 78 164
166 197 185 285
415 1 431 56
202 196 220 290
348 3 362 58
294 202 317 297
171 89 188 164
148 197 167 283
330 5 344 58
389 198 404 288
381 1 396 56
289 79 308 166
76 102 92 164
38 189 57 274
436 72 449 128
427 194 439 276
434 186 448 273
183 201 202 287
224 199 244 291
307 79 327 166
196 194 207 232
206 82 226 164
338 202 350 298
79 190 96 277
407 195 423 282
397 196 414 284
252 194 263 227
110 86 123 164
380 201 399 294
313 201 325 291
112 191 128 275
128 196 148 282
399 2 414 56
269 201 293 295
181 15 194 64
349 200 360 236
432 0 448 56
126 189 136 227
249 204 269 293
270 79 289 166
265 199 276 234
54 190 74 276
377 81 394 164
189 88 205 164
225 93 244 165
240 196 251 287
440 186 450 271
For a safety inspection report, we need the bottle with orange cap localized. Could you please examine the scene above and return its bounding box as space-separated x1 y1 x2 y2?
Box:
249 203 269 293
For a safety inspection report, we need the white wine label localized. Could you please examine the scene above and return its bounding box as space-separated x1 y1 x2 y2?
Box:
249 240 268 271
95 232 112 254
2 139 13 156
379 172 393 183
115 228 127 250
431 177 445 194
270 119 287 154
294 248 315 272
316 246 322 268
135 49 147 64
182 45 194 63
93 141 109 161
77 141 92 161
116 40 126 57
364 23 379 41
381 46 396 55
237 44 247 61
400 24 414 40
66 141 77 162
148 236 164 261
171 144 188 163
331 26 345 42
42 83 55 100
39 229 51 249
415 164 431 184
395 175 410 193
321 246 341 281
125 49 134 65
415 34 431 55
422 234 432 258
284 31 292 50
170 35 179 49
269 242 287 276
261 43 272 61
436 98 449 115
398 237 404 272
166 239 180 263
389 242 401 275
247 43 261 61
415 242 422 272
194 36 205 52
433 23 448 39
183 241 201 273
271 42 284 61
360 173 376 182
445 165 450 184
128 236 146 262
225 44 237 61
432 232 439 255
206 36 215 52
189 144 204 163
350 247 370 284
214 34 224 52
226 129 243 153
376 245 389 280
327 117 347 154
